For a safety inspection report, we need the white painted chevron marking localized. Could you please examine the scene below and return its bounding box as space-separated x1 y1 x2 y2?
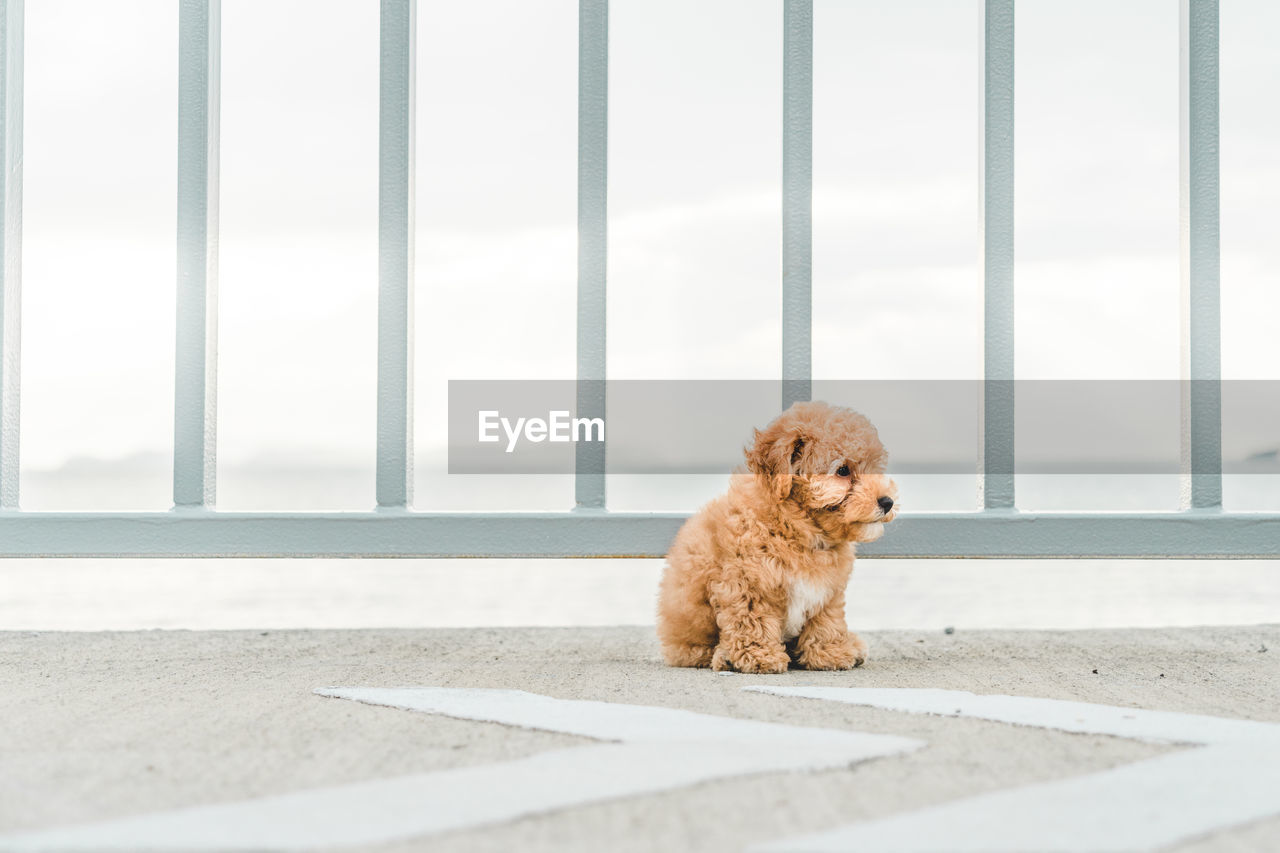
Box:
317 685 912 749
746 687 1280 853
743 686 1280 746
0 688 919 851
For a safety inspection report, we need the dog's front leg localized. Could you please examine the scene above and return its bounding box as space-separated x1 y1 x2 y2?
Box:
707 575 789 674
792 589 867 670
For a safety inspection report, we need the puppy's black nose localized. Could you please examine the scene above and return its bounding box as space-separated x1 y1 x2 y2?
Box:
877 496 895 513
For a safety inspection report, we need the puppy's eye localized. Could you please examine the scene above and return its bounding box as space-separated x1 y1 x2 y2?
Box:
836 465 850 477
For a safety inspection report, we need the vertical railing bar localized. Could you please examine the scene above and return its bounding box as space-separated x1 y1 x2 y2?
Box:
979 0 1015 511
781 0 812 411
575 0 607 510
1179 0 1222 510
0 0 20 511
376 0 415 509
174 0 220 509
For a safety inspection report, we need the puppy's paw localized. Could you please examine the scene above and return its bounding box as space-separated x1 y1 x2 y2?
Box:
712 643 789 674
848 631 868 666
795 632 868 670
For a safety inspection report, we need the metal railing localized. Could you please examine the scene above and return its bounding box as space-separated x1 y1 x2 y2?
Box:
0 0 1274 558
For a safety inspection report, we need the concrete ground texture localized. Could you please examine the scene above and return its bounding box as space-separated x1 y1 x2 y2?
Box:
2 625 1278 852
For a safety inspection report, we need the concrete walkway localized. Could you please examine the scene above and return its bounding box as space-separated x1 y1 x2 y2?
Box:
2 625 1278 851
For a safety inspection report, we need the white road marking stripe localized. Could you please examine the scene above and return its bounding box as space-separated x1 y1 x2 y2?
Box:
0 689 919 851
316 685 917 750
743 685 1280 746
745 687 1280 853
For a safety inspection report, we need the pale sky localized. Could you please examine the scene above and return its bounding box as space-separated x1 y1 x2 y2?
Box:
14 0 1280 505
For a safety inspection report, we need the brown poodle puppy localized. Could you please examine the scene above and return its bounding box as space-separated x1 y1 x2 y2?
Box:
657 401 898 673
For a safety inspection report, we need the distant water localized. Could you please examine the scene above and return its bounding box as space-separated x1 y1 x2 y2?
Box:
3 467 1278 631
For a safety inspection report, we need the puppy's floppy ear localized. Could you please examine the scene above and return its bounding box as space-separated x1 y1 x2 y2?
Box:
746 422 806 500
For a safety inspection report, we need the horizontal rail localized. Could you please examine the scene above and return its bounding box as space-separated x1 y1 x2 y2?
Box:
0 511 1275 558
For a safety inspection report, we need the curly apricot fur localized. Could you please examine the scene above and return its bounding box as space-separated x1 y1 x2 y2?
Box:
657 402 897 673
